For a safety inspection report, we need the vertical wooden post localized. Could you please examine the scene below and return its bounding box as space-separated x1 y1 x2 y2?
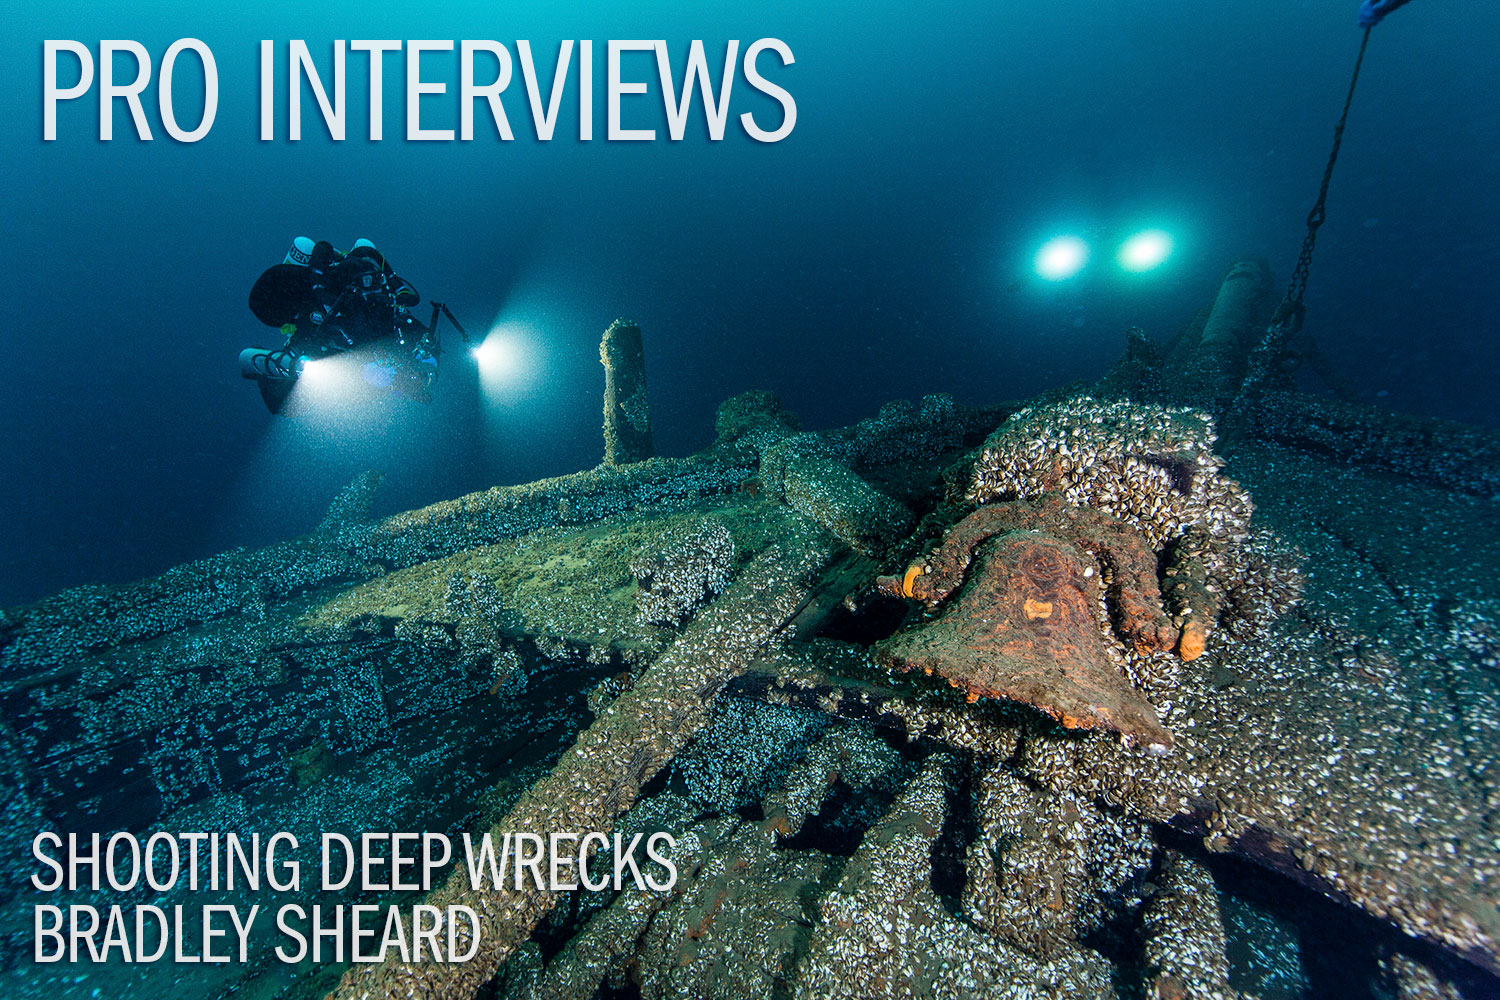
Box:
600 318 654 465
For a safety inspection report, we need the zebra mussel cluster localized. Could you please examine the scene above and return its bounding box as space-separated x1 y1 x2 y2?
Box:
966 397 1301 650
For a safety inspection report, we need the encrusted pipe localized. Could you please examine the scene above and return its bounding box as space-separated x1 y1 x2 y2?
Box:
1180 257 1274 403
1142 850 1234 998
601 318 654 466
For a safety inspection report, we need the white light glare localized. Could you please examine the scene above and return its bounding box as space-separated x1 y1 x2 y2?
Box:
471 334 518 378
295 357 334 386
1118 229 1174 272
284 353 368 415
1034 235 1089 281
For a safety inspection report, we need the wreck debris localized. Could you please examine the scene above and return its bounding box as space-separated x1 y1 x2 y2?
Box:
0 453 759 680
1164 527 1221 661
668 695 837 818
316 469 386 537
630 518 736 627
825 394 968 470
748 520 1498 985
1378 952 1471 1000
630 818 833 998
761 722 904 838
749 394 977 556
964 398 1298 660
1014 572 1500 983
306 497 800 669
328 529 834 1000
872 396 1304 750
601 317 654 465
1170 257 1276 405
967 398 1253 552
1251 390 1500 500
761 433 914 556
1142 851 1236 1000
962 758 1154 961
874 499 1176 749
732 641 1027 760
712 389 803 455
495 821 711 1000
778 450 912 556
363 453 754 570
795 752 1117 998
3 333 1500 1000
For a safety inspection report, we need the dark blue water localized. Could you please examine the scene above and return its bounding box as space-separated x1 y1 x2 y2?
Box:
3 1 1496 607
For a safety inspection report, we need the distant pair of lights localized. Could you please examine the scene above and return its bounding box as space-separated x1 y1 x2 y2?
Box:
1034 230 1174 281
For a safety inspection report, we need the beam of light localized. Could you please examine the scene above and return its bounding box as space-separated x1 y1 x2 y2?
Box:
287 355 360 403
471 325 534 412
220 350 410 557
1117 229 1174 272
294 356 334 386
471 332 519 379
1034 235 1089 280
279 353 384 425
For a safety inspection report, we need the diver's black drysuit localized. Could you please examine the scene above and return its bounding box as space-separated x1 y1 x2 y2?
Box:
244 241 437 413
248 241 421 355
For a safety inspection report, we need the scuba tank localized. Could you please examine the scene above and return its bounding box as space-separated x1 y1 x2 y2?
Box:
283 236 315 266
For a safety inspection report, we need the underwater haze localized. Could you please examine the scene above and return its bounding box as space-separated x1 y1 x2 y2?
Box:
2 0 1497 607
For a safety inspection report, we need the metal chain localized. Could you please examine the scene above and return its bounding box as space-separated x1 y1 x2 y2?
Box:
1275 26 1374 332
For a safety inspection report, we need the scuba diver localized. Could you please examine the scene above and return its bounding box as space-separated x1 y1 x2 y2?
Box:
239 237 467 413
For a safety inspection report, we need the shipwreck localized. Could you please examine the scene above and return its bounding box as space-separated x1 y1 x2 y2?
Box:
3 263 1499 1000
